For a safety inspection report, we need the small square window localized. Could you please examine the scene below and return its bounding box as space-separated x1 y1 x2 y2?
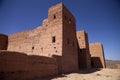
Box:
52 36 56 43
32 46 34 50
53 15 56 19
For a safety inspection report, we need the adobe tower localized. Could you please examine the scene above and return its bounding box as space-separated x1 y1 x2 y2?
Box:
89 43 106 68
7 3 79 73
50 3 79 73
77 31 91 68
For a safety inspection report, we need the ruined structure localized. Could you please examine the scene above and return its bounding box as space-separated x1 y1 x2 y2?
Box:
0 3 106 80
89 43 106 68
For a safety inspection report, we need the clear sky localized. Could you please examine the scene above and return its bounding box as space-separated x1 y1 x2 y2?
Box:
0 0 120 60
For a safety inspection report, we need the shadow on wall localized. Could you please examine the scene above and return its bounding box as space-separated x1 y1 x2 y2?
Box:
0 51 103 80
32 74 67 80
91 57 103 68
33 69 102 80
78 68 101 74
52 55 62 74
78 57 102 74
78 49 87 68
0 51 58 80
0 50 78 80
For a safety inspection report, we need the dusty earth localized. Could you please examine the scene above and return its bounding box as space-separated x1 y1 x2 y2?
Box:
36 68 120 80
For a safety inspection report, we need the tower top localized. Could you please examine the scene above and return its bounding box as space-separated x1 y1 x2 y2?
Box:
49 3 65 9
48 2 75 25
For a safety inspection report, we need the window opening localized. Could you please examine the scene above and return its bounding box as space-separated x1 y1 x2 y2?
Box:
32 46 34 50
52 36 56 43
53 14 56 19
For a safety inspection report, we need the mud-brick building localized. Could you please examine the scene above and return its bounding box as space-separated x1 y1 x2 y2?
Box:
0 3 106 80
7 3 79 74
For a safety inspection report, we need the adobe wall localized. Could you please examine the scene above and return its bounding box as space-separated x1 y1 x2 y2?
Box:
0 34 8 50
77 31 91 68
7 3 78 74
89 43 106 68
0 50 58 80
61 4 79 73
8 4 63 57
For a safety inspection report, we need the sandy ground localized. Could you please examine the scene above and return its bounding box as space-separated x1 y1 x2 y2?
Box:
37 68 120 80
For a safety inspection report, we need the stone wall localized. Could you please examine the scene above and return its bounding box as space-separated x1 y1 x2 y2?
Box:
0 50 58 80
77 31 91 68
0 34 8 50
89 43 106 68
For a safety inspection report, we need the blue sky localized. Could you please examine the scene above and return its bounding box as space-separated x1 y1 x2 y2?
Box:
0 0 120 60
